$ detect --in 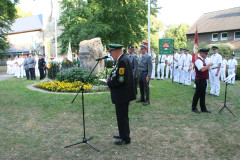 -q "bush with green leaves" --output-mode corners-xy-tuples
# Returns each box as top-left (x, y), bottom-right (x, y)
(97, 68), (113, 79)
(48, 63), (60, 79)
(56, 67), (97, 83)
